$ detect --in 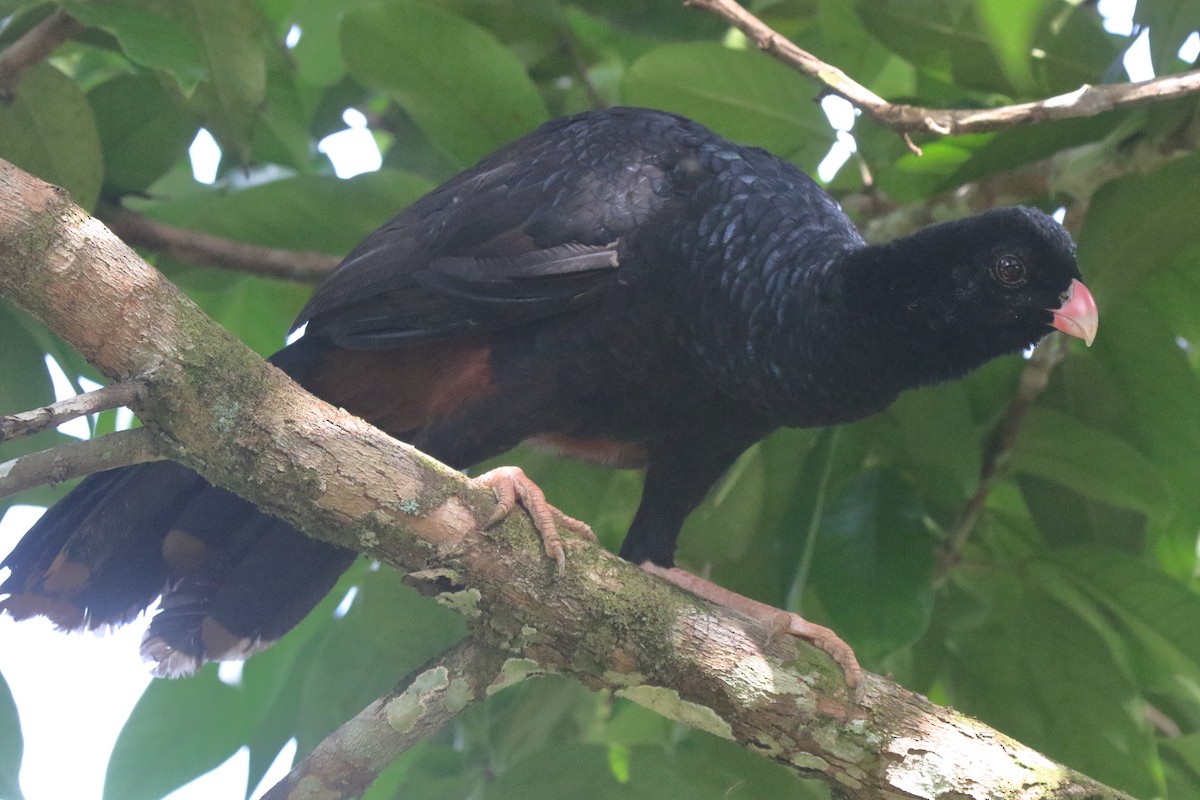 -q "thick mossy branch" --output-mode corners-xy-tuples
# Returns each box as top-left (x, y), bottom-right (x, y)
(0, 160), (1130, 800)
